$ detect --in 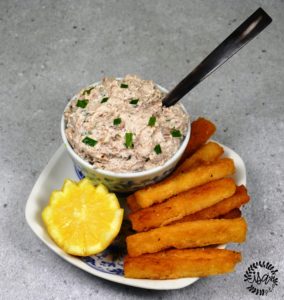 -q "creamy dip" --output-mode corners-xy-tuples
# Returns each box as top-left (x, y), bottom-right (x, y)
(64, 75), (189, 172)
